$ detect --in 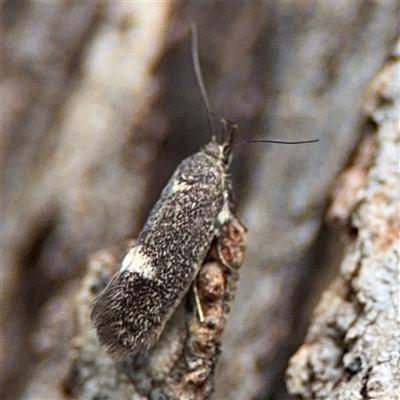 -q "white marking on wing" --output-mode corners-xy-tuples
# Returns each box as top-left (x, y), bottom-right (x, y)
(171, 180), (190, 193)
(120, 245), (156, 279)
